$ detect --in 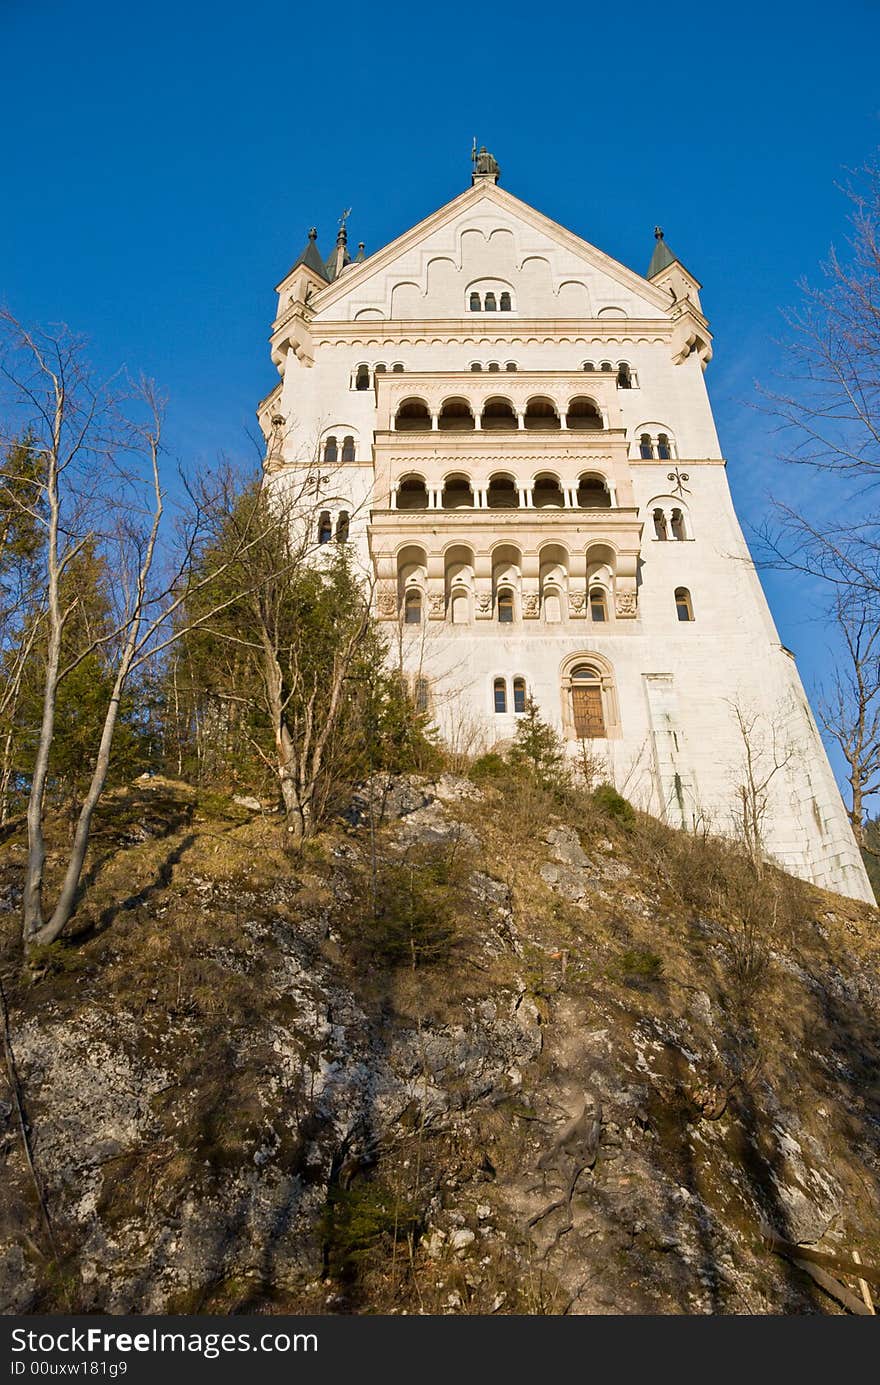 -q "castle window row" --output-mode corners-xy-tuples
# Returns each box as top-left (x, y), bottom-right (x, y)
(393, 395), (604, 432)
(322, 434), (356, 464)
(392, 470), (614, 510)
(652, 504), (689, 540)
(353, 363), (405, 389)
(639, 431), (674, 459)
(469, 361), (518, 372)
(317, 509), (350, 544)
(493, 676), (527, 714)
(351, 360), (636, 388)
(582, 361), (637, 389)
(400, 586), (613, 626)
(469, 290), (513, 312)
